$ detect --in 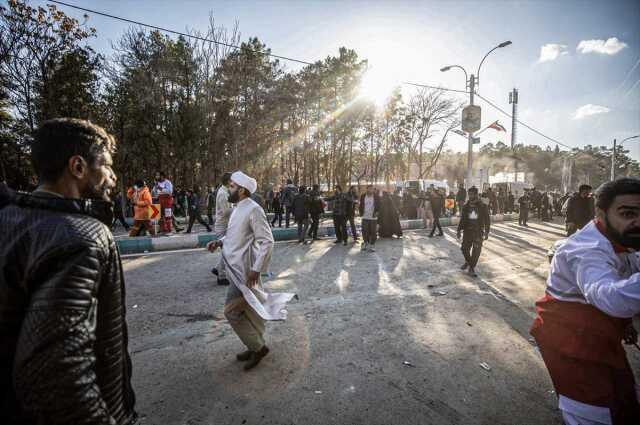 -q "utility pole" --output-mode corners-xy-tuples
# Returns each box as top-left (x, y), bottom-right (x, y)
(509, 88), (518, 182)
(467, 73), (475, 187)
(611, 138), (616, 181)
